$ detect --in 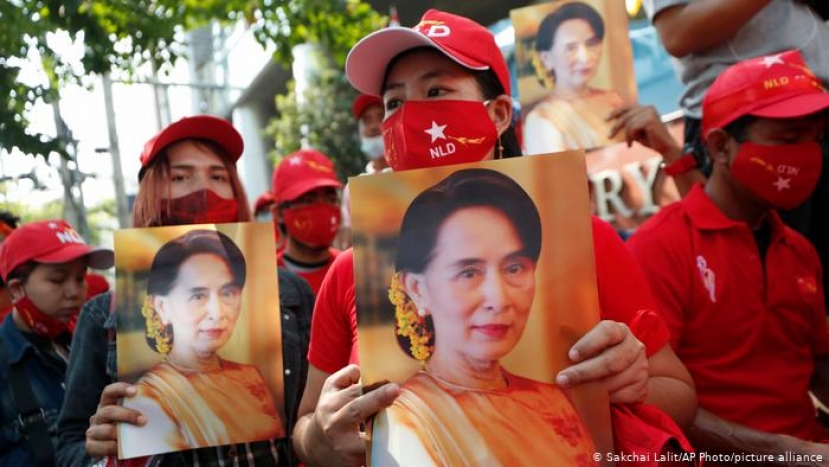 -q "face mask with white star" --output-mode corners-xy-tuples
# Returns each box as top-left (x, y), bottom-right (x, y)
(380, 100), (498, 171)
(729, 141), (822, 209)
